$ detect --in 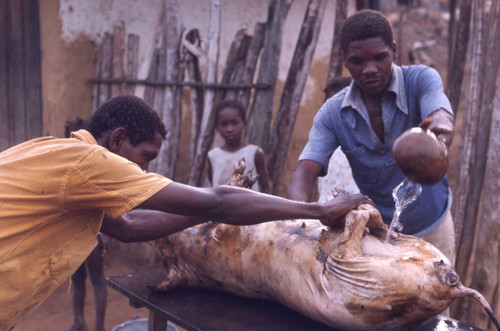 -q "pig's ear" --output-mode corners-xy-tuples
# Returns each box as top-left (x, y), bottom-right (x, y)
(108, 127), (127, 152)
